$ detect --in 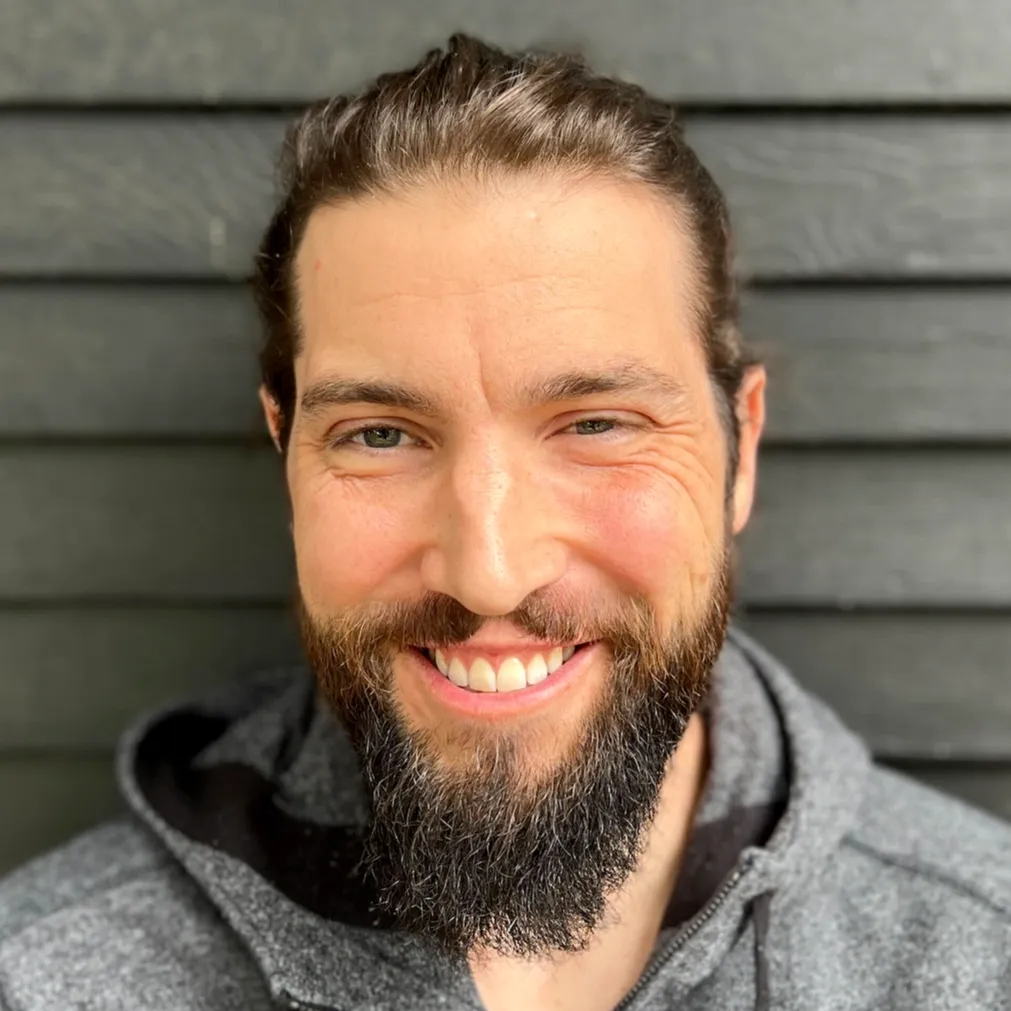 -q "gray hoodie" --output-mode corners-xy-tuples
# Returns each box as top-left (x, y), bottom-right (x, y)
(1, 626), (1010, 1010)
